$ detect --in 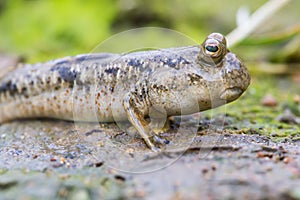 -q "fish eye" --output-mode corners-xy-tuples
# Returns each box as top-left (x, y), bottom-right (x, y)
(205, 44), (219, 53)
(197, 33), (227, 67)
(204, 41), (221, 57)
